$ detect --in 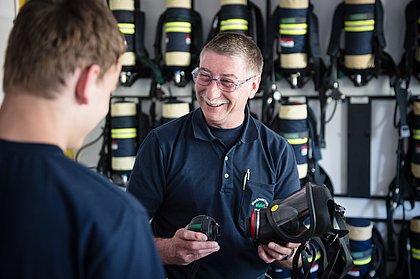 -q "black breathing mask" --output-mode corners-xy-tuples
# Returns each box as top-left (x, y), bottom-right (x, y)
(245, 182), (336, 245)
